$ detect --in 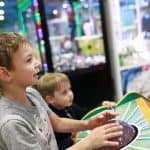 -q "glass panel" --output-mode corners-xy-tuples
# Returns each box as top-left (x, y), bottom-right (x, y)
(22, 8), (41, 61)
(119, 0), (150, 96)
(17, 0), (48, 72)
(43, 0), (106, 72)
(119, 0), (150, 67)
